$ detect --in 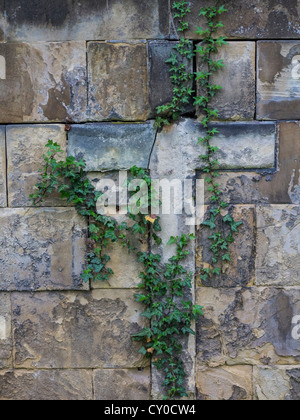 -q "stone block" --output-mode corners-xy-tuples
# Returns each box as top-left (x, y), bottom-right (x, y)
(0, 127), (6, 207)
(257, 41), (300, 120)
(196, 287), (300, 367)
(5, 0), (169, 42)
(0, 294), (12, 368)
(196, 206), (256, 288)
(68, 122), (157, 171)
(196, 42), (255, 120)
(7, 125), (67, 207)
(256, 205), (300, 286)
(0, 369), (93, 400)
(12, 290), (148, 369)
(88, 42), (149, 121)
(196, 365), (253, 400)
(254, 366), (300, 400)
(148, 40), (194, 116)
(0, 42), (87, 123)
(0, 208), (87, 291)
(181, 0), (300, 40)
(94, 368), (150, 400)
(150, 119), (276, 178)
